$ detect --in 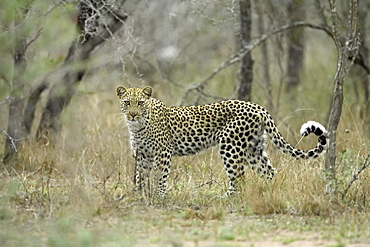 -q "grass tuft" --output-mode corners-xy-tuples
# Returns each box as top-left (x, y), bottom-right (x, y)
(0, 69), (369, 246)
